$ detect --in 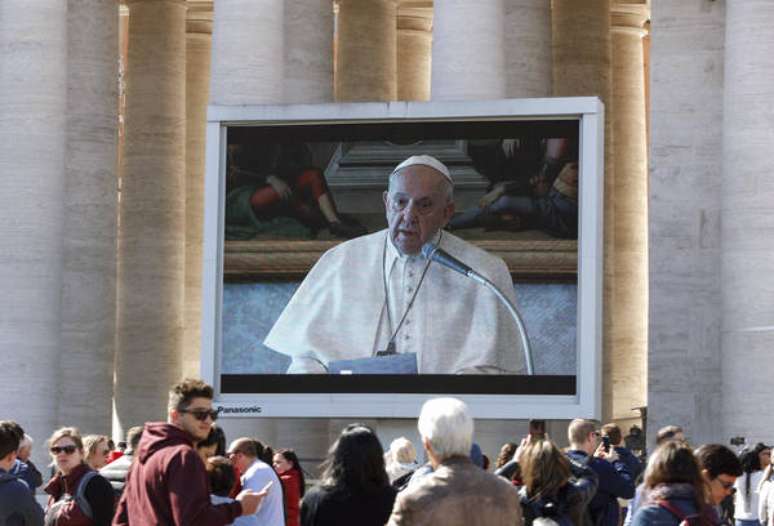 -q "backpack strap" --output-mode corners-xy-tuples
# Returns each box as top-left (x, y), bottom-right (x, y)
(657, 500), (687, 520)
(74, 470), (99, 520)
(657, 500), (707, 525)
